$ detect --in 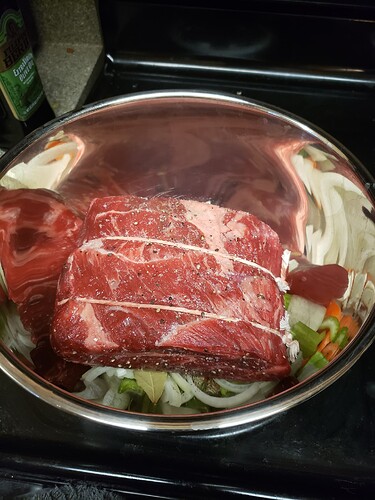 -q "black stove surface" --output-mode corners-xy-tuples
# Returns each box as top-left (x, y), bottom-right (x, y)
(1, 1), (375, 498)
